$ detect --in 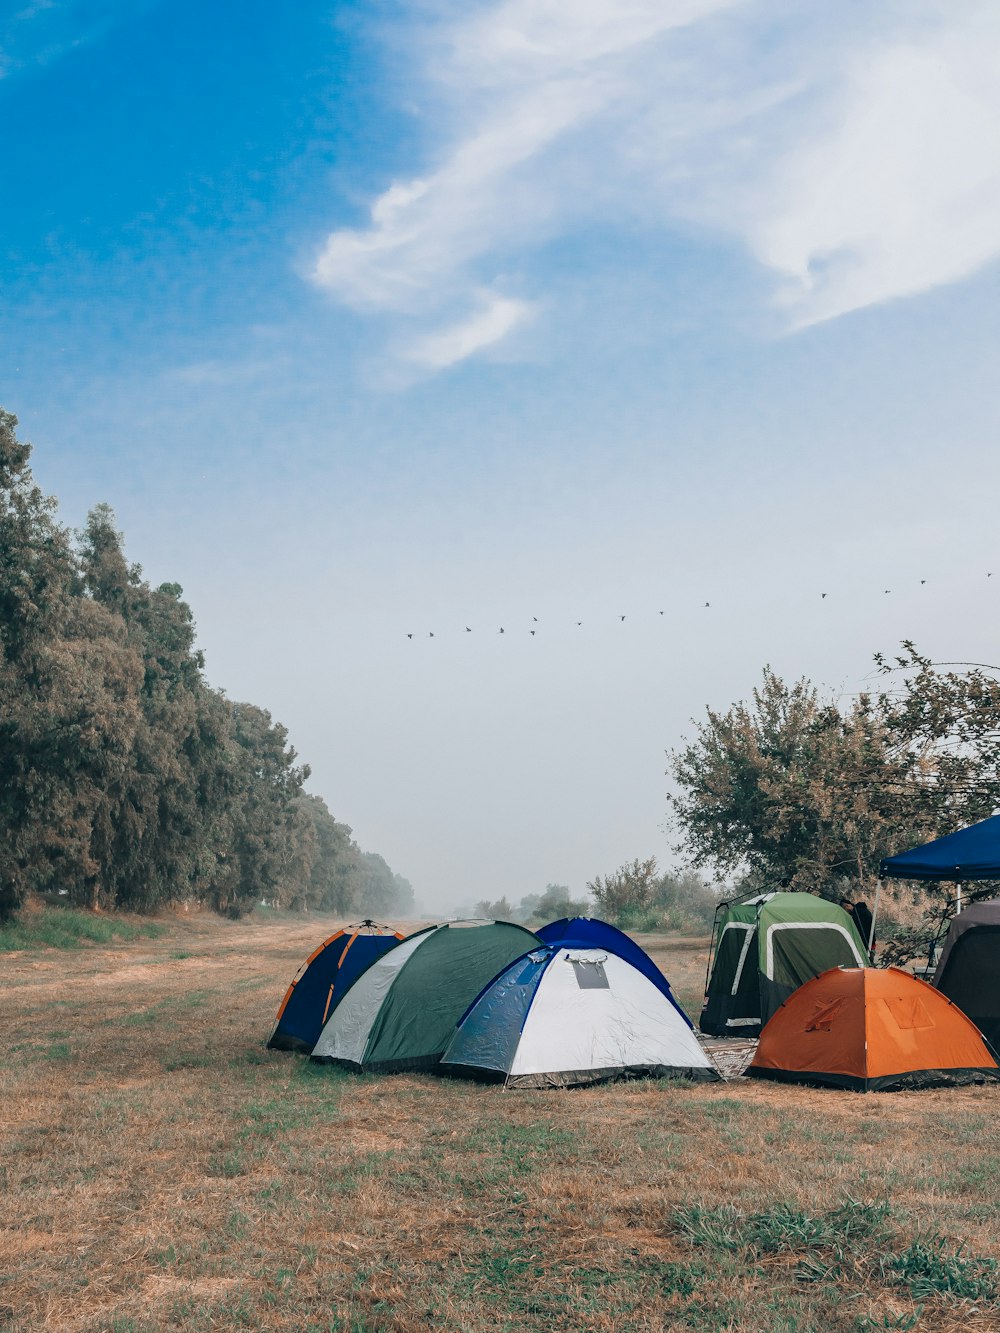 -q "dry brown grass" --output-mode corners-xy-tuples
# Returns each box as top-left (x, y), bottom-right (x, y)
(2, 915), (1000, 1332)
